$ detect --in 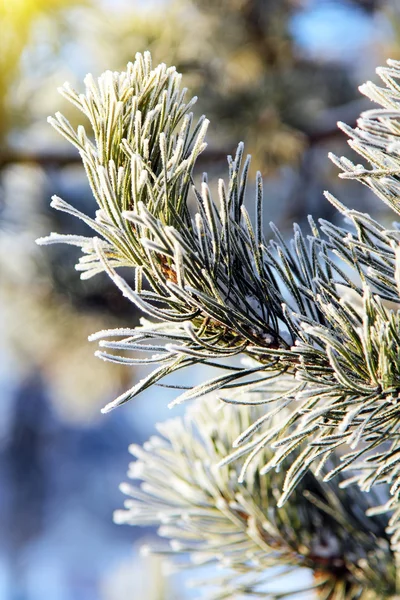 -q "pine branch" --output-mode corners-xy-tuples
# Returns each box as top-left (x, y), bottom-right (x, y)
(115, 396), (395, 599)
(38, 53), (400, 554)
(329, 60), (400, 217)
(36, 52), (334, 409)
